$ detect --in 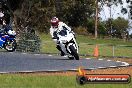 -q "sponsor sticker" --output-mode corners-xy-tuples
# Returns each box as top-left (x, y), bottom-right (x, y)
(76, 67), (131, 85)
